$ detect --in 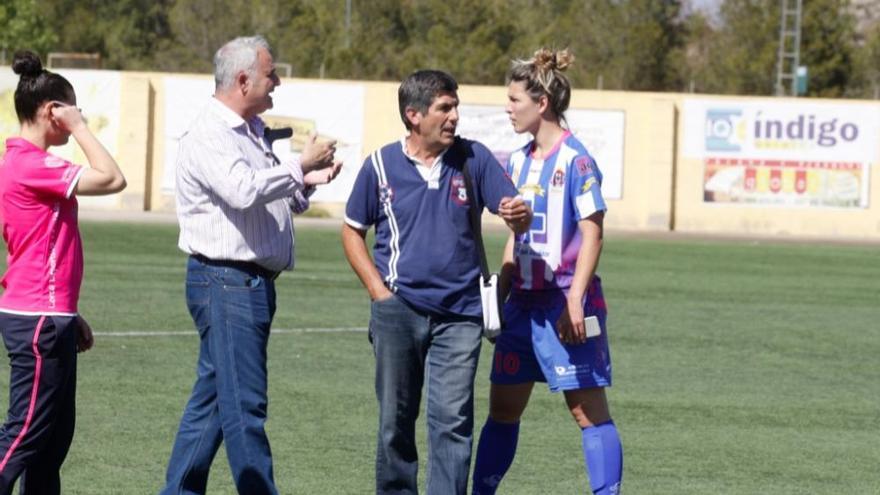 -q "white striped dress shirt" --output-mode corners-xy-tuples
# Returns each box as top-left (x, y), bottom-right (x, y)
(176, 98), (310, 272)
